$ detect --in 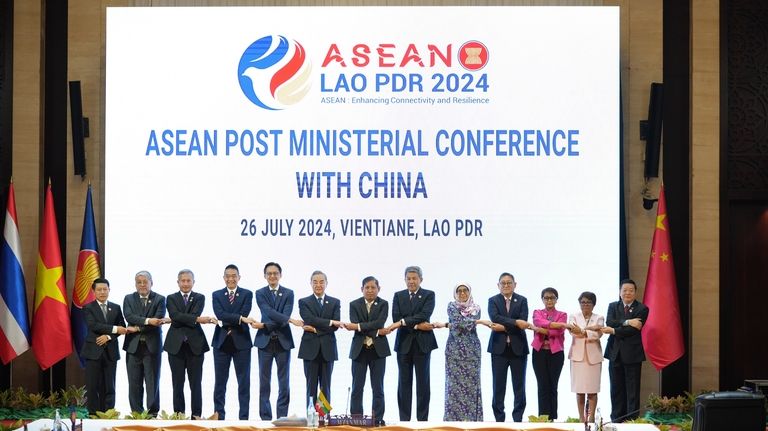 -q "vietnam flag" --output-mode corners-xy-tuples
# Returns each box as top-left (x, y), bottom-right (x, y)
(31, 184), (72, 370)
(641, 185), (685, 370)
